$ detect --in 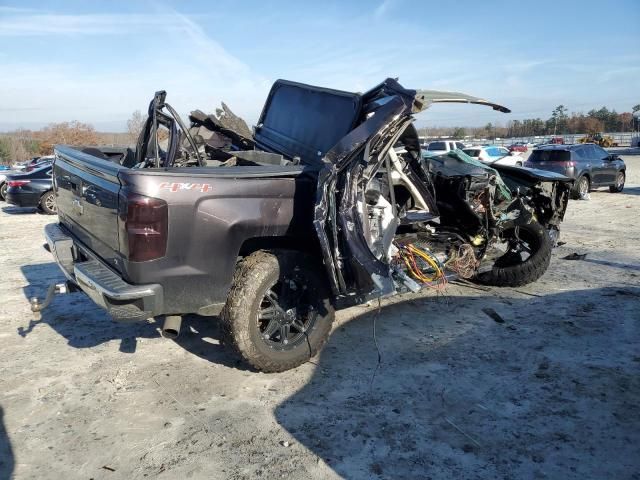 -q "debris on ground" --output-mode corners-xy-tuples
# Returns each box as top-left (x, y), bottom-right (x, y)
(562, 253), (587, 260)
(482, 307), (505, 323)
